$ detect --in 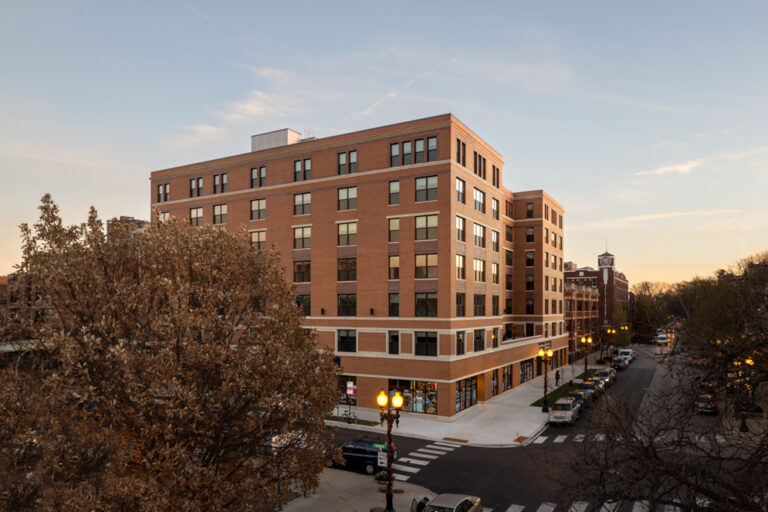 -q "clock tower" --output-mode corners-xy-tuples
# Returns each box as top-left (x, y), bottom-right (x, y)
(598, 252), (614, 268)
